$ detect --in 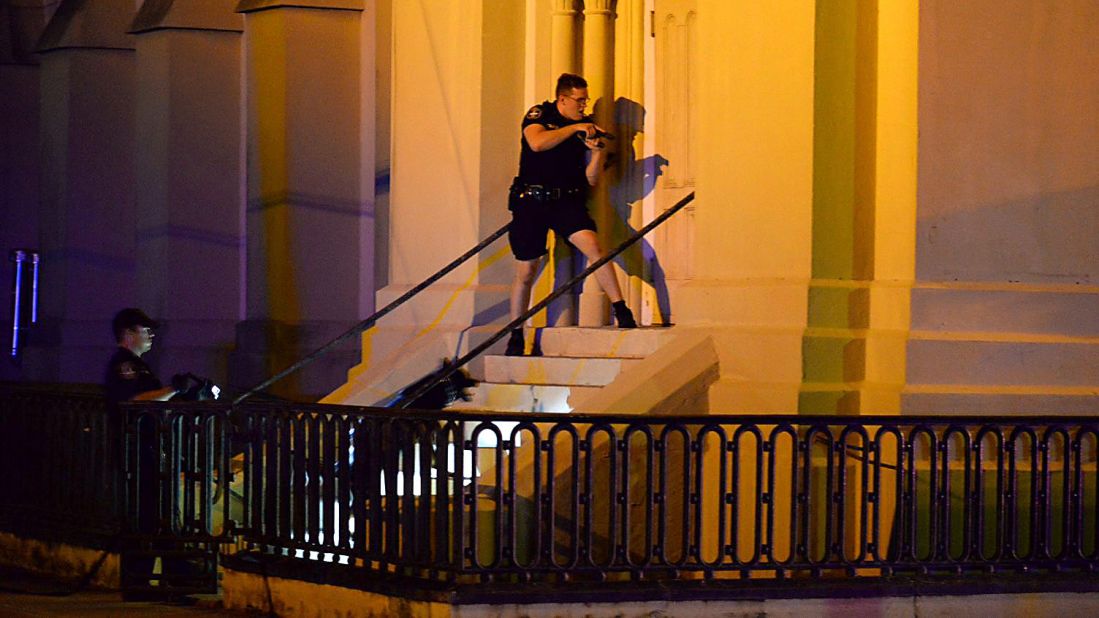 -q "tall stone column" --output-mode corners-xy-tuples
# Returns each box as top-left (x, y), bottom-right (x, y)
(0, 0), (55, 380)
(130, 1), (245, 385)
(579, 0), (616, 326)
(327, 1), (524, 404)
(613, 0), (645, 320)
(550, 0), (581, 75)
(683, 1), (816, 411)
(545, 0), (582, 326)
(31, 0), (137, 381)
(235, 0), (373, 399)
